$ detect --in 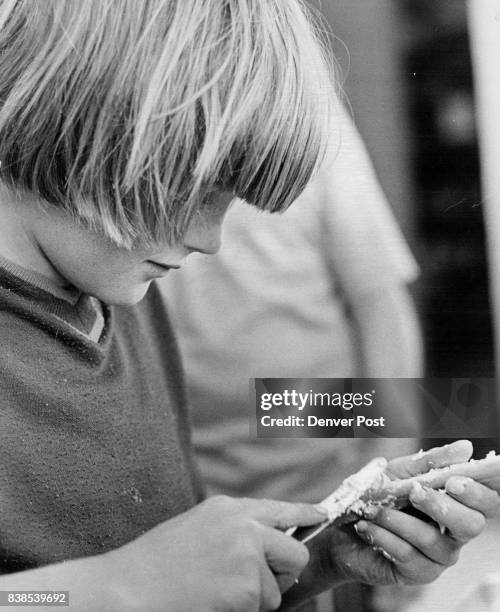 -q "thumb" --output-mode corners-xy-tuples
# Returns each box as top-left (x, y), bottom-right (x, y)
(238, 498), (329, 530)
